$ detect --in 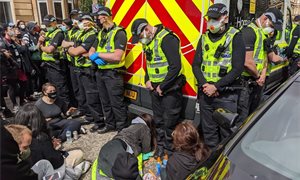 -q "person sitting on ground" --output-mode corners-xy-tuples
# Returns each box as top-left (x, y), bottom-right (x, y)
(35, 82), (82, 142)
(2, 123), (38, 180)
(13, 104), (90, 180)
(164, 120), (211, 180)
(93, 114), (156, 178)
